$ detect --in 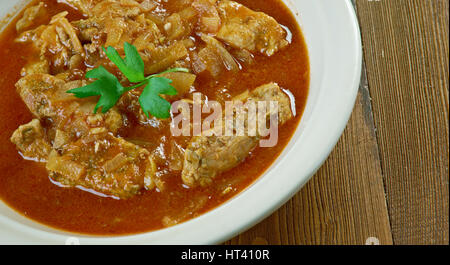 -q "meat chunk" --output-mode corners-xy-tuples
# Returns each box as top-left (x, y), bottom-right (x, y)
(72, 12), (167, 70)
(216, 0), (289, 56)
(16, 2), (48, 33)
(17, 12), (84, 75)
(46, 129), (156, 198)
(247, 82), (293, 125)
(79, 1), (163, 59)
(10, 119), (52, 162)
(16, 74), (68, 118)
(61, 100), (125, 139)
(21, 60), (50, 76)
(183, 134), (259, 186)
(16, 74), (125, 139)
(182, 83), (293, 186)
